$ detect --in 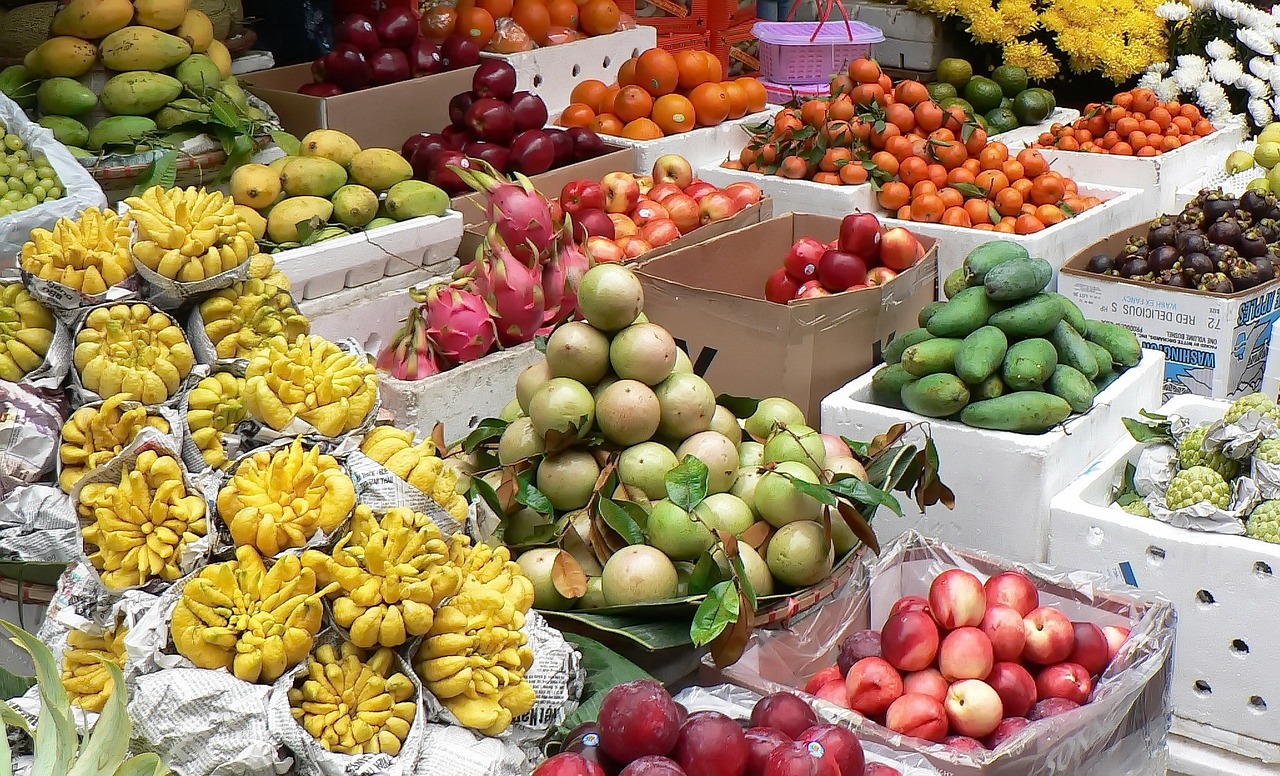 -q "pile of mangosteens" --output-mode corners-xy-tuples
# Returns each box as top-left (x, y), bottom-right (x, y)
(1084, 188), (1280, 293)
